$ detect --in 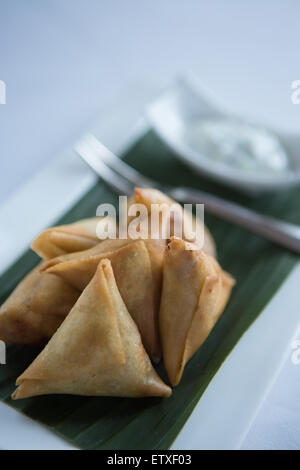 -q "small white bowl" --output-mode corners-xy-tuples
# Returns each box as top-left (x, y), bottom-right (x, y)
(146, 75), (300, 193)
